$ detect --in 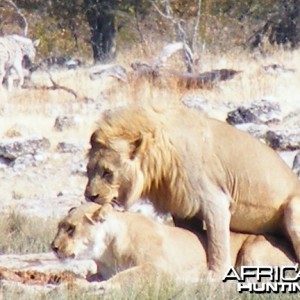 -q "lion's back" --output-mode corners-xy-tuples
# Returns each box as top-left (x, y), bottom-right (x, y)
(160, 106), (300, 232)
